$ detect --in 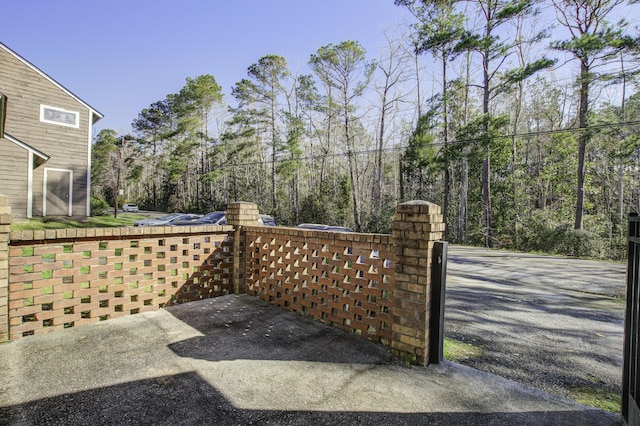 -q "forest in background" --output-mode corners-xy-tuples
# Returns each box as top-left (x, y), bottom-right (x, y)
(91, 0), (640, 260)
